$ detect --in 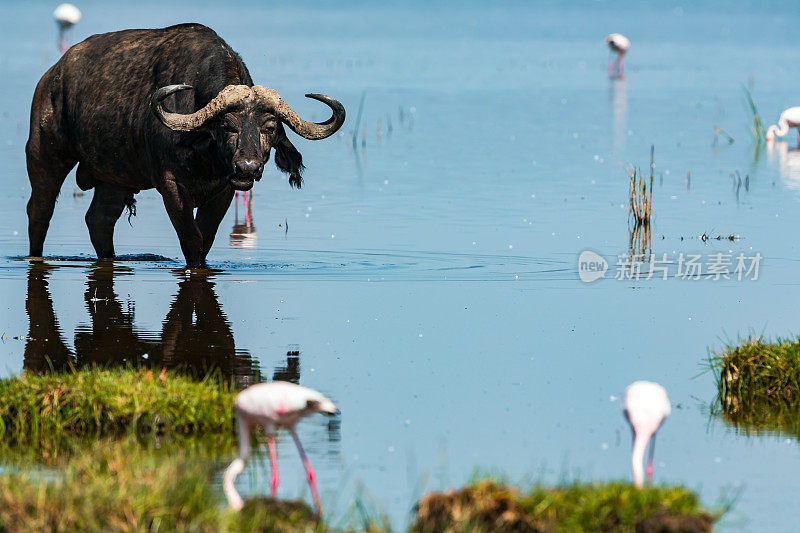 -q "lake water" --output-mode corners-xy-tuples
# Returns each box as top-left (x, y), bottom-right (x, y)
(1, 1), (800, 529)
